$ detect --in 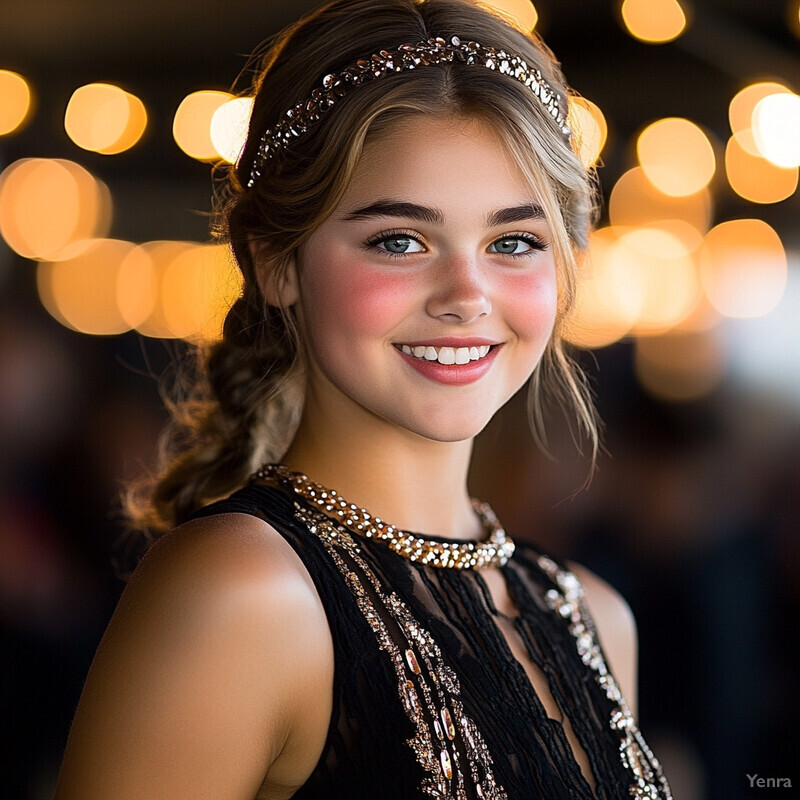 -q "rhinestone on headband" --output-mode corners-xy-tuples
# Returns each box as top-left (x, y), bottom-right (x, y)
(246, 35), (571, 188)
(254, 463), (516, 569)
